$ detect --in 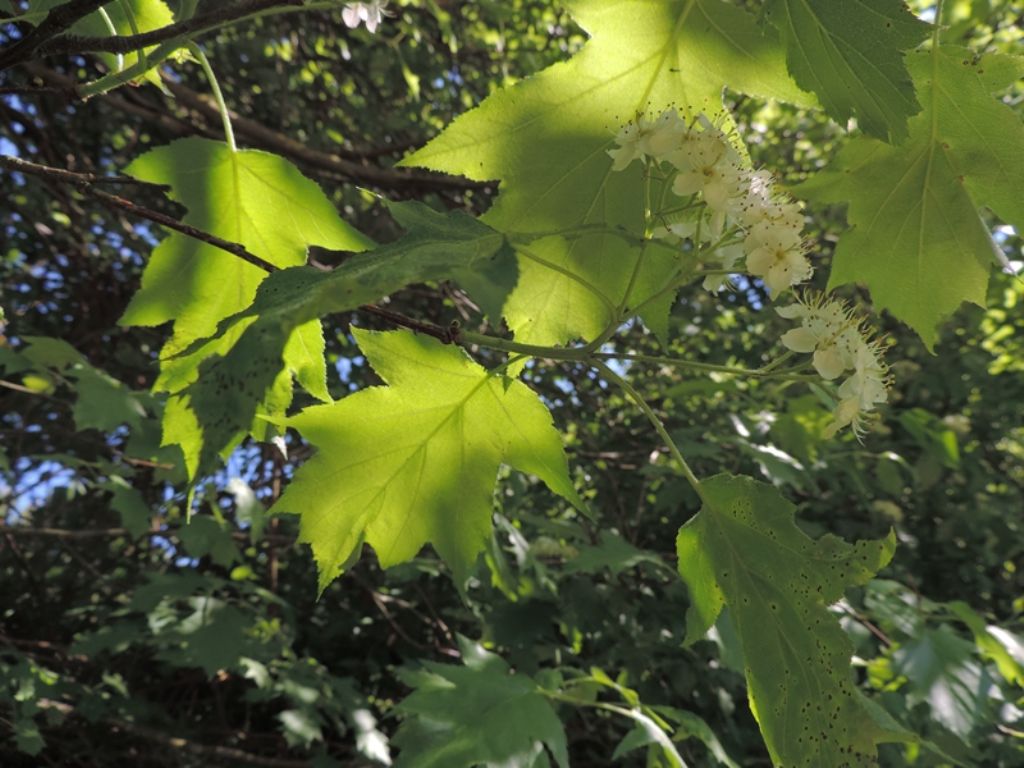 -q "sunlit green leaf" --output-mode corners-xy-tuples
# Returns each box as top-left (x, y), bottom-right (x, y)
(121, 137), (370, 348)
(403, 0), (807, 347)
(272, 328), (581, 590)
(159, 200), (514, 479)
(119, 138), (370, 477)
(799, 47), (1024, 347)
